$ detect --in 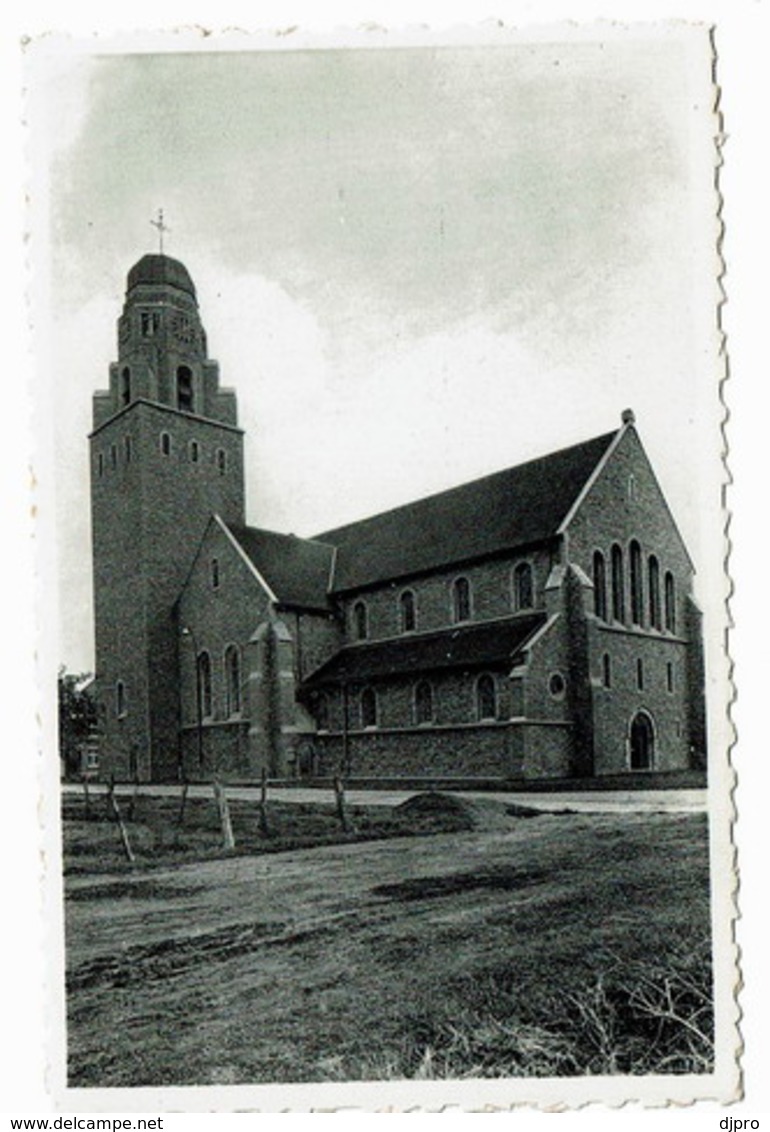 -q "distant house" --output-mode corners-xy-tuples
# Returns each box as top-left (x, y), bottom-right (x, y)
(89, 254), (706, 783)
